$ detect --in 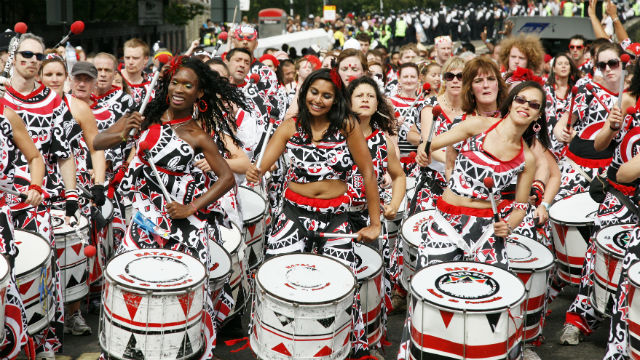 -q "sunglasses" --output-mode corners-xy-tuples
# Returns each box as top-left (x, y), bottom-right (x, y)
(569, 45), (584, 50)
(17, 51), (44, 61)
(596, 59), (620, 71)
(443, 72), (463, 81)
(234, 33), (257, 41)
(513, 95), (541, 110)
